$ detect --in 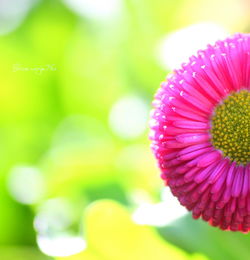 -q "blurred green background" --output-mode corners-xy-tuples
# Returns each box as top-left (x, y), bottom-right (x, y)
(0, 0), (249, 259)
